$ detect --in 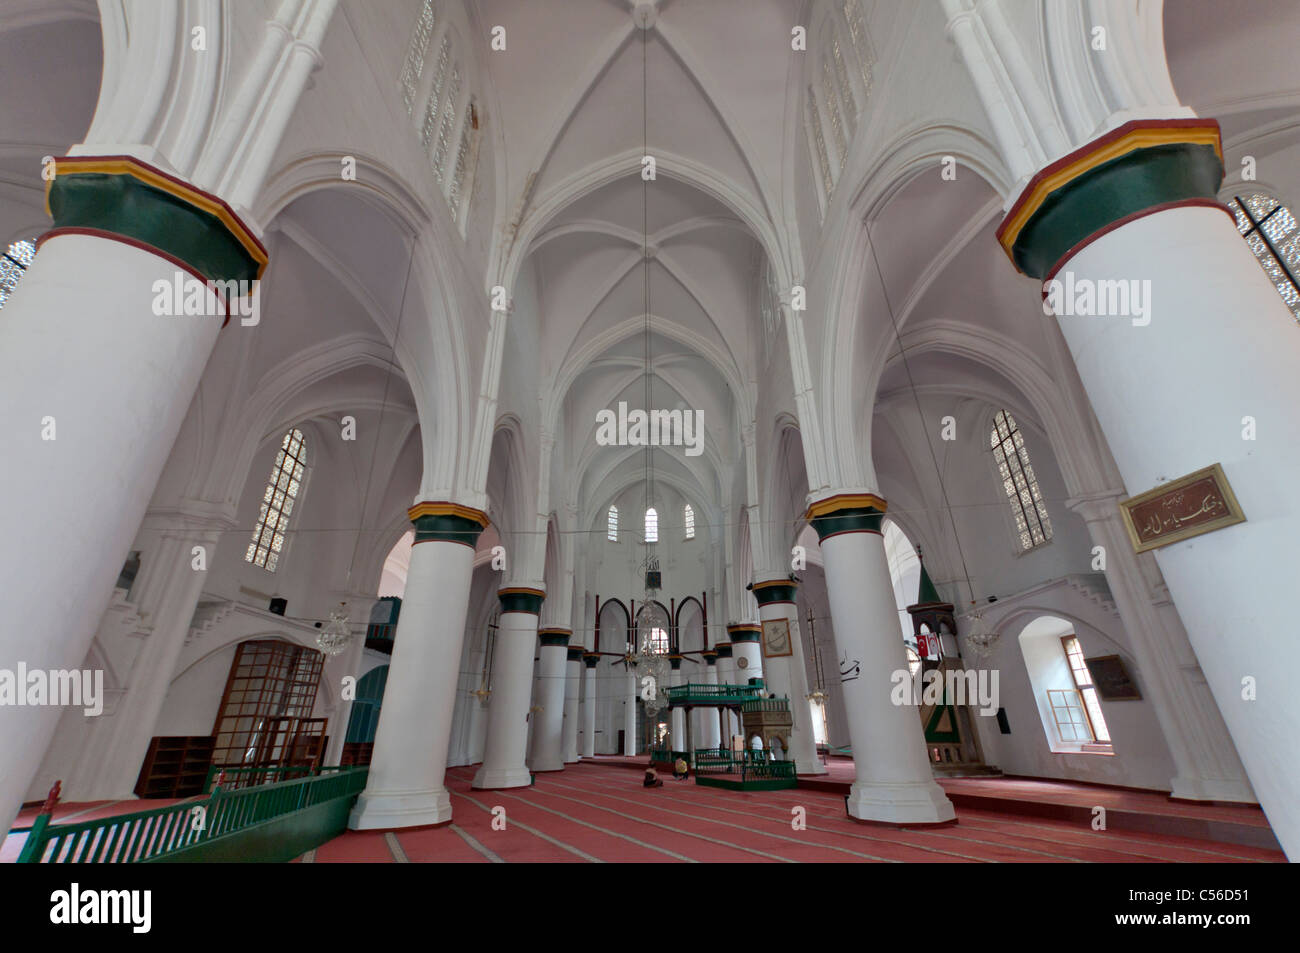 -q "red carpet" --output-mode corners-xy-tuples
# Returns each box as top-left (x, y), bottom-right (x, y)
(303, 761), (1285, 863)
